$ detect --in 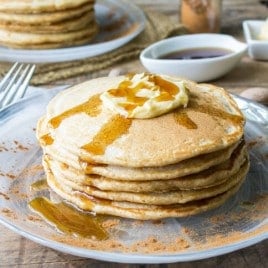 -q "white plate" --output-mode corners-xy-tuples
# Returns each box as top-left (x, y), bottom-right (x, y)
(243, 20), (268, 60)
(0, 0), (145, 63)
(0, 90), (267, 264)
